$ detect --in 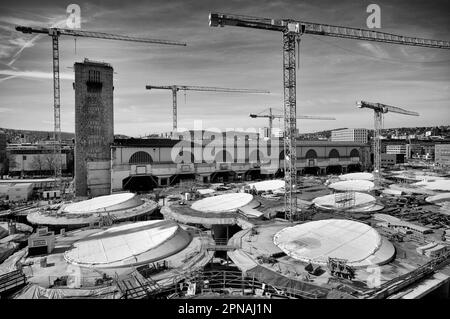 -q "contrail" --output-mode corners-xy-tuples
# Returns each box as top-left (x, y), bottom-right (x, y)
(7, 18), (67, 67)
(1, 18), (67, 82)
